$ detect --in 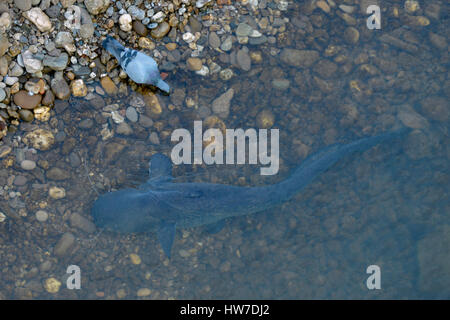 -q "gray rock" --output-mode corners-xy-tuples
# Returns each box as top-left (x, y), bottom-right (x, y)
(0, 88), (5, 102)
(79, 118), (94, 129)
(237, 49), (251, 71)
(236, 23), (253, 37)
(14, 0), (32, 11)
(125, 106), (138, 122)
(208, 32), (221, 49)
(79, 24), (95, 39)
(69, 152), (81, 167)
(51, 77), (70, 100)
(116, 122), (133, 135)
(212, 88), (234, 119)
(149, 132), (160, 144)
(46, 167), (70, 180)
(84, 0), (110, 15)
(54, 232), (75, 257)
(138, 114), (153, 128)
(272, 78), (290, 90)
(249, 35), (267, 45)
(20, 159), (36, 170)
(280, 49), (319, 68)
(70, 213), (96, 233)
(13, 175), (28, 186)
(43, 53), (68, 71)
(220, 36), (233, 51)
(9, 64), (24, 77)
